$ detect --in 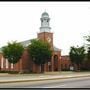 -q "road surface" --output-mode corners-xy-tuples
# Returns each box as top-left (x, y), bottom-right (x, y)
(0, 76), (90, 88)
